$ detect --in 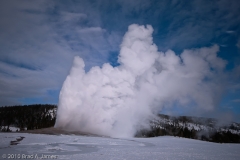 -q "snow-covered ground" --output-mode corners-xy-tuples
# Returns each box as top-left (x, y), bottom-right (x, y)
(1, 126), (19, 132)
(0, 133), (239, 160)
